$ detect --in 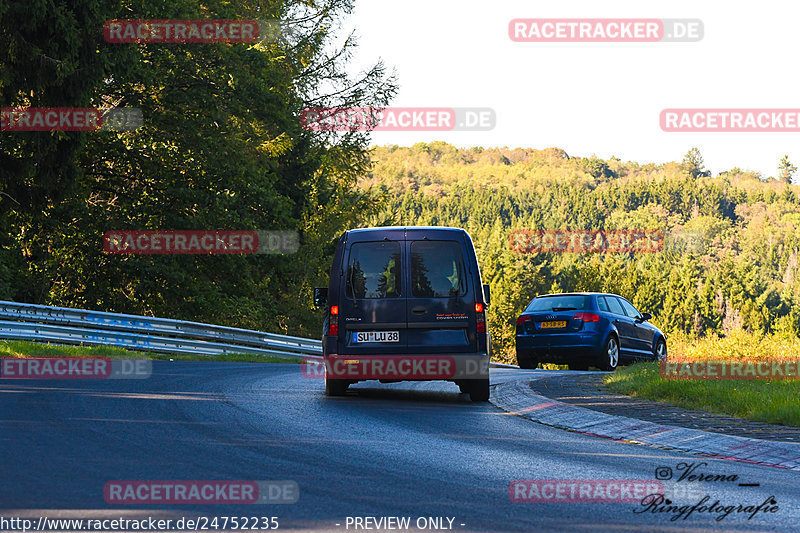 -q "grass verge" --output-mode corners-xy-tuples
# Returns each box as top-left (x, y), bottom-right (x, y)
(0, 340), (302, 364)
(604, 331), (800, 427)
